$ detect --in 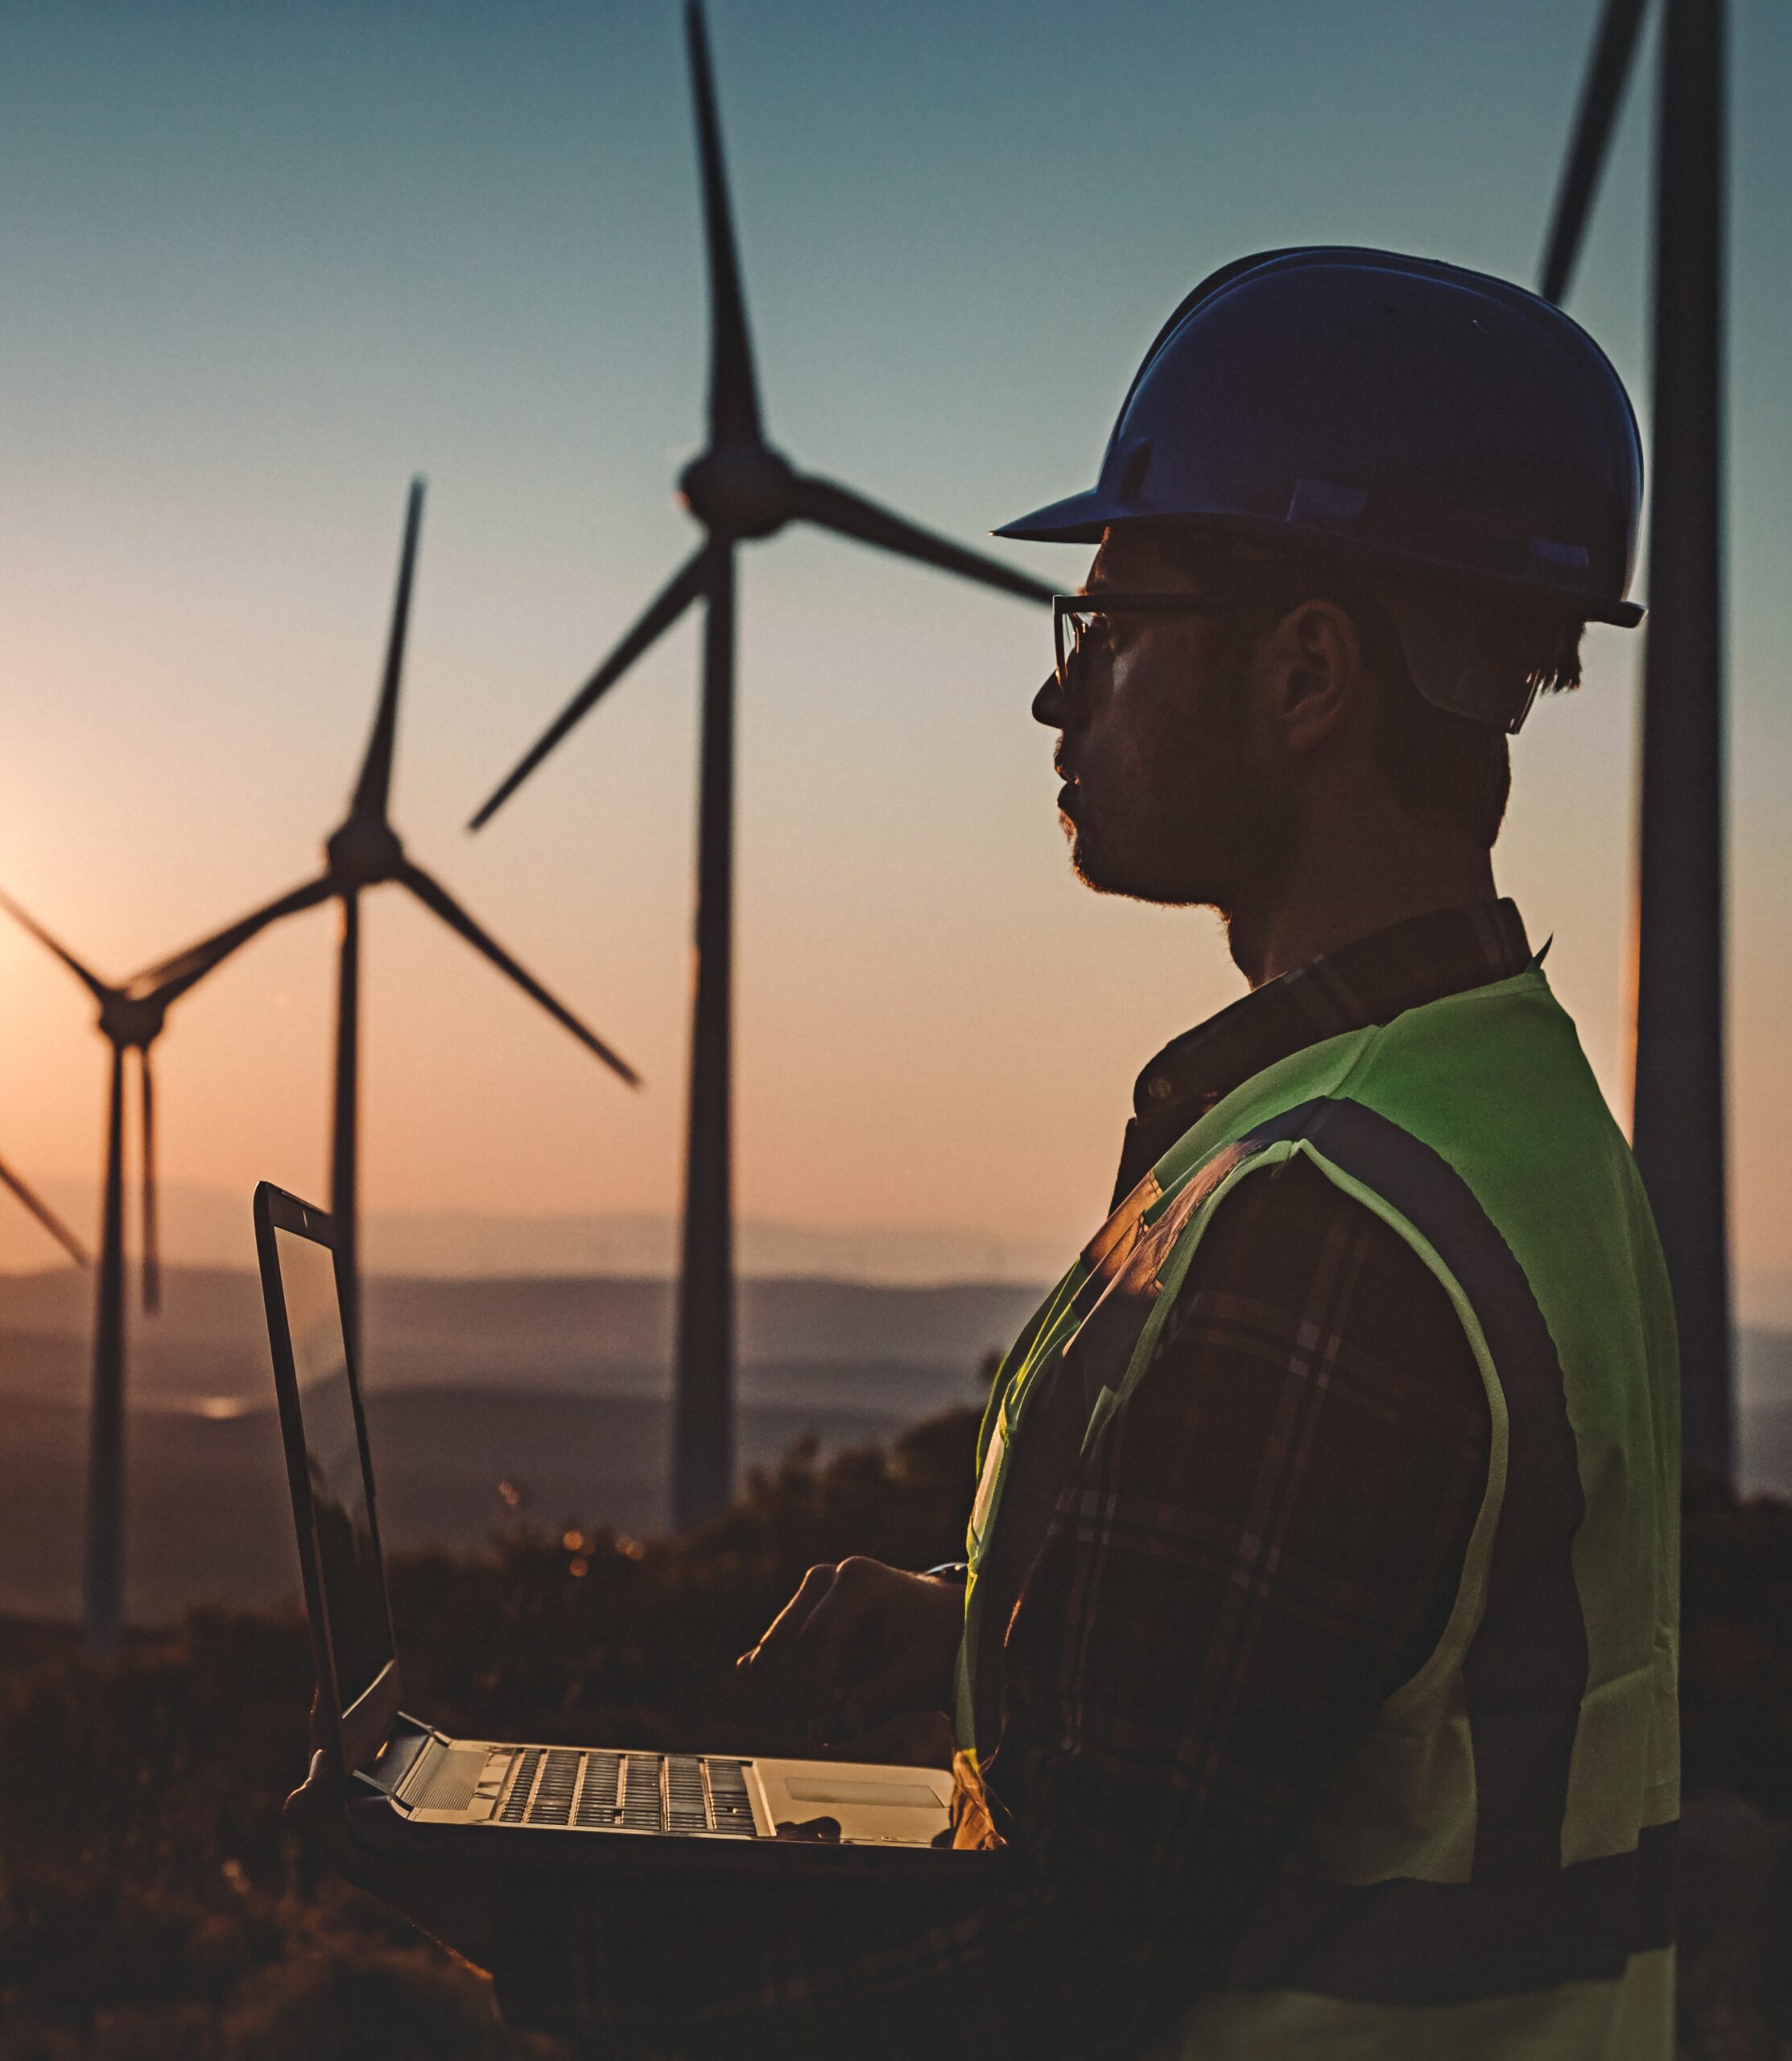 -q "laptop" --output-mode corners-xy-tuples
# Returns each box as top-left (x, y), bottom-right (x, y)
(254, 1180), (980, 1877)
